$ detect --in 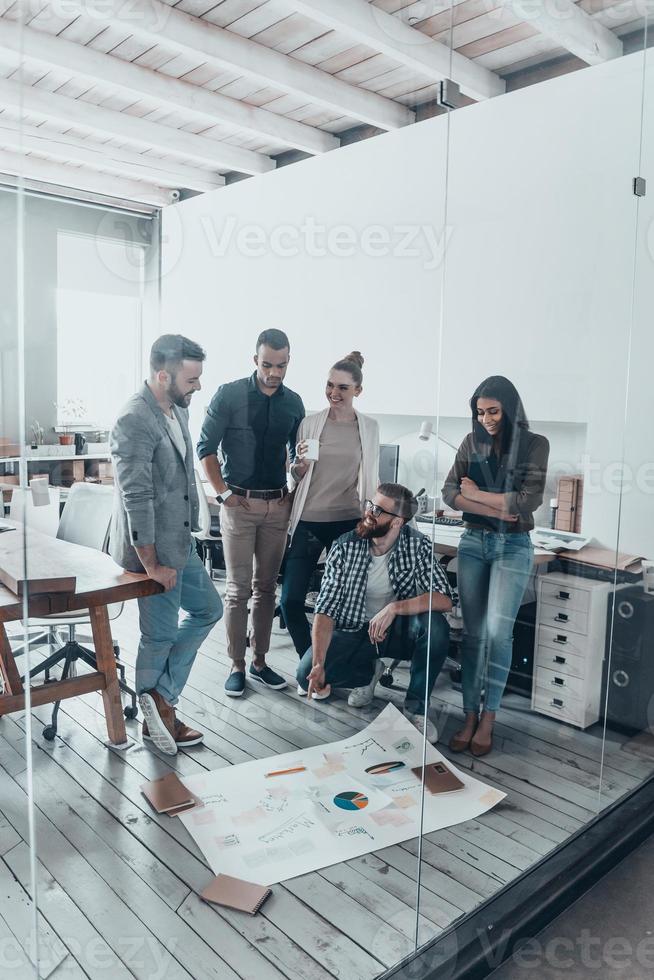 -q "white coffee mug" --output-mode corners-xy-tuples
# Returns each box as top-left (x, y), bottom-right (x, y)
(304, 438), (320, 461)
